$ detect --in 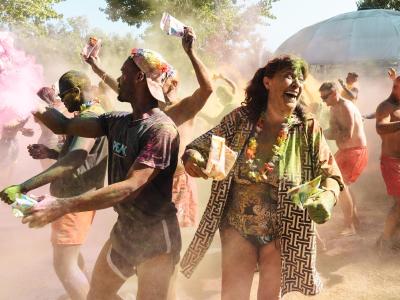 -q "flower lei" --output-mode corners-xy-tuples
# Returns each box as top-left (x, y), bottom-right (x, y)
(244, 114), (295, 183)
(79, 99), (101, 112)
